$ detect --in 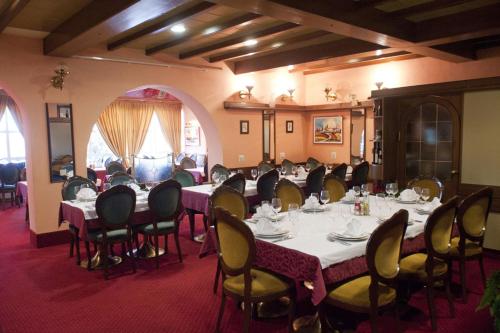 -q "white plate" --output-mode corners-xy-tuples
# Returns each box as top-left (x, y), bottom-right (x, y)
(329, 231), (370, 241)
(397, 198), (418, 204)
(415, 208), (432, 215)
(255, 229), (289, 238)
(341, 198), (356, 204)
(302, 205), (329, 213)
(250, 212), (287, 222)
